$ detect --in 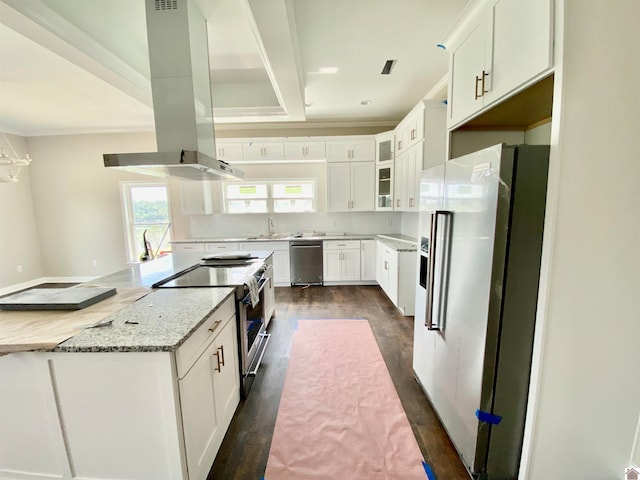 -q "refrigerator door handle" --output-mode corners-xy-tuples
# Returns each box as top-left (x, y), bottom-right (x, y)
(426, 210), (452, 331)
